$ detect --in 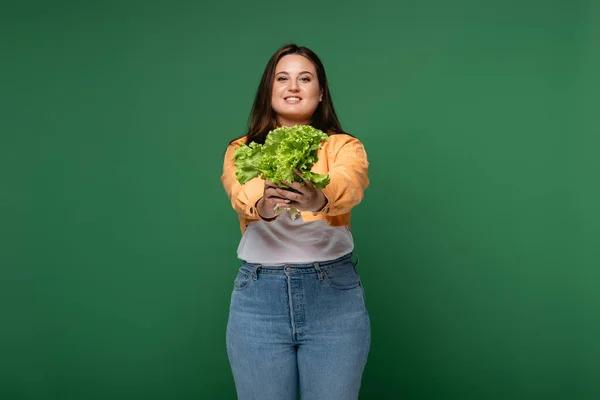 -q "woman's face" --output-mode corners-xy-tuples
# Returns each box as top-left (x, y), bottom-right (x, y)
(271, 54), (323, 127)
